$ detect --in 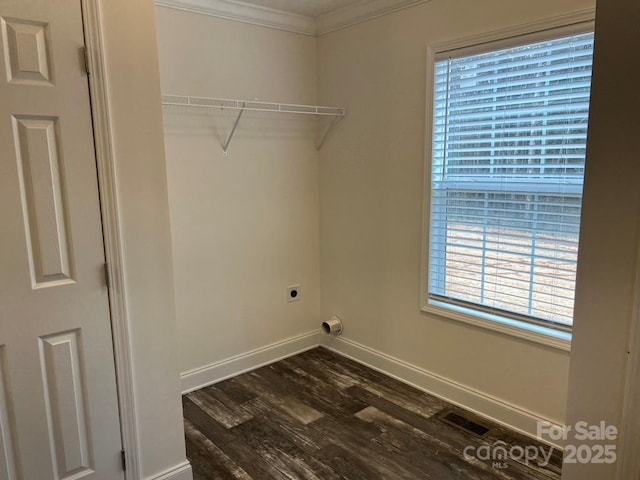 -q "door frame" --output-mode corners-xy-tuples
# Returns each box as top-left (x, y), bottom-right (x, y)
(80, 1), (140, 478)
(617, 237), (640, 479)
